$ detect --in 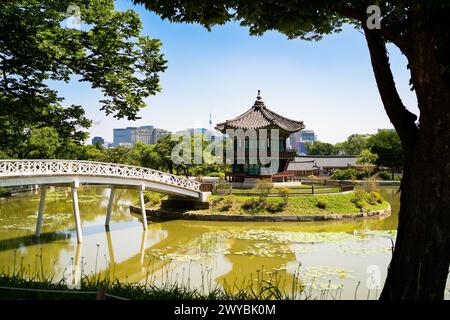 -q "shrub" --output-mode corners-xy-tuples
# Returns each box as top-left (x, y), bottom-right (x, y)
(143, 192), (162, 207)
(376, 170), (391, 180)
(215, 181), (231, 195)
(208, 172), (225, 178)
(331, 168), (358, 180)
(369, 191), (383, 204)
(255, 179), (273, 197)
(361, 175), (379, 193)
(219, 196), (235, 211)
(355, 200), (366, 211)
(316, 199), (328, 209)
(351, 189), (368, 204)
(241, 197), (267, 213)
(210, 196), (225, 208)
(279, 187), (291, 204)
(266, 201), (287, 213)
(0, 187), (10, 197)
